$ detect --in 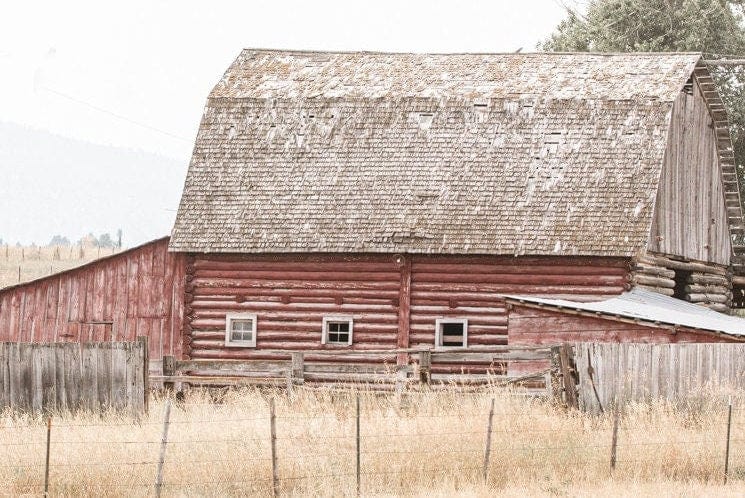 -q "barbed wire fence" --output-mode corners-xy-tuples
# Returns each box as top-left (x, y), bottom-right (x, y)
(0, 393), (742, 496)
